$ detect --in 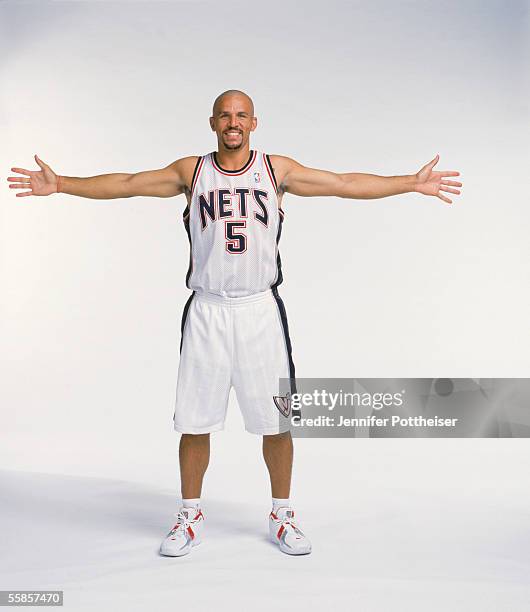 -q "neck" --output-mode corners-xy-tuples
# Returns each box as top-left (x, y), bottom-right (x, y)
(215, 145), (252, 170)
